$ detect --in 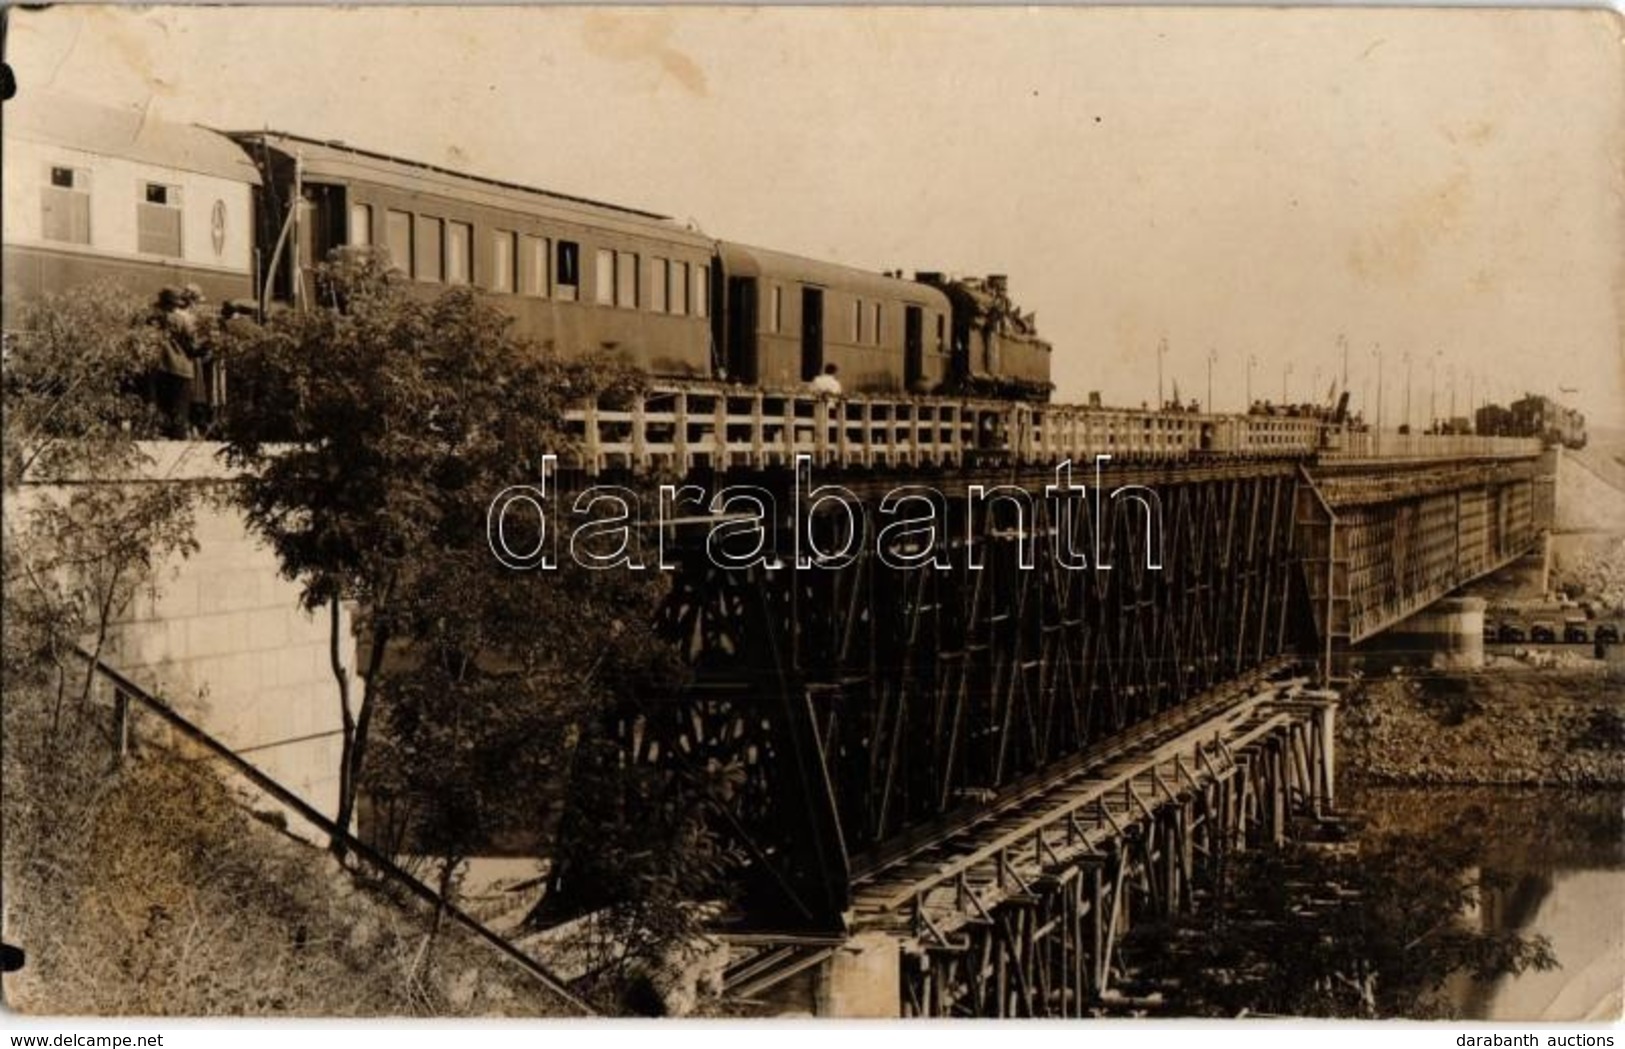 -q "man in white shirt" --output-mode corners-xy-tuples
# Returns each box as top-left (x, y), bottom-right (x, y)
(809, 363), (842, 396)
